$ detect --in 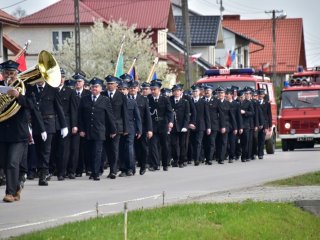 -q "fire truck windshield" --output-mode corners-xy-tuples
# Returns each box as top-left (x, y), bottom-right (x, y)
(281, 90), (320, 109)
(204, 81), (256, 90)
